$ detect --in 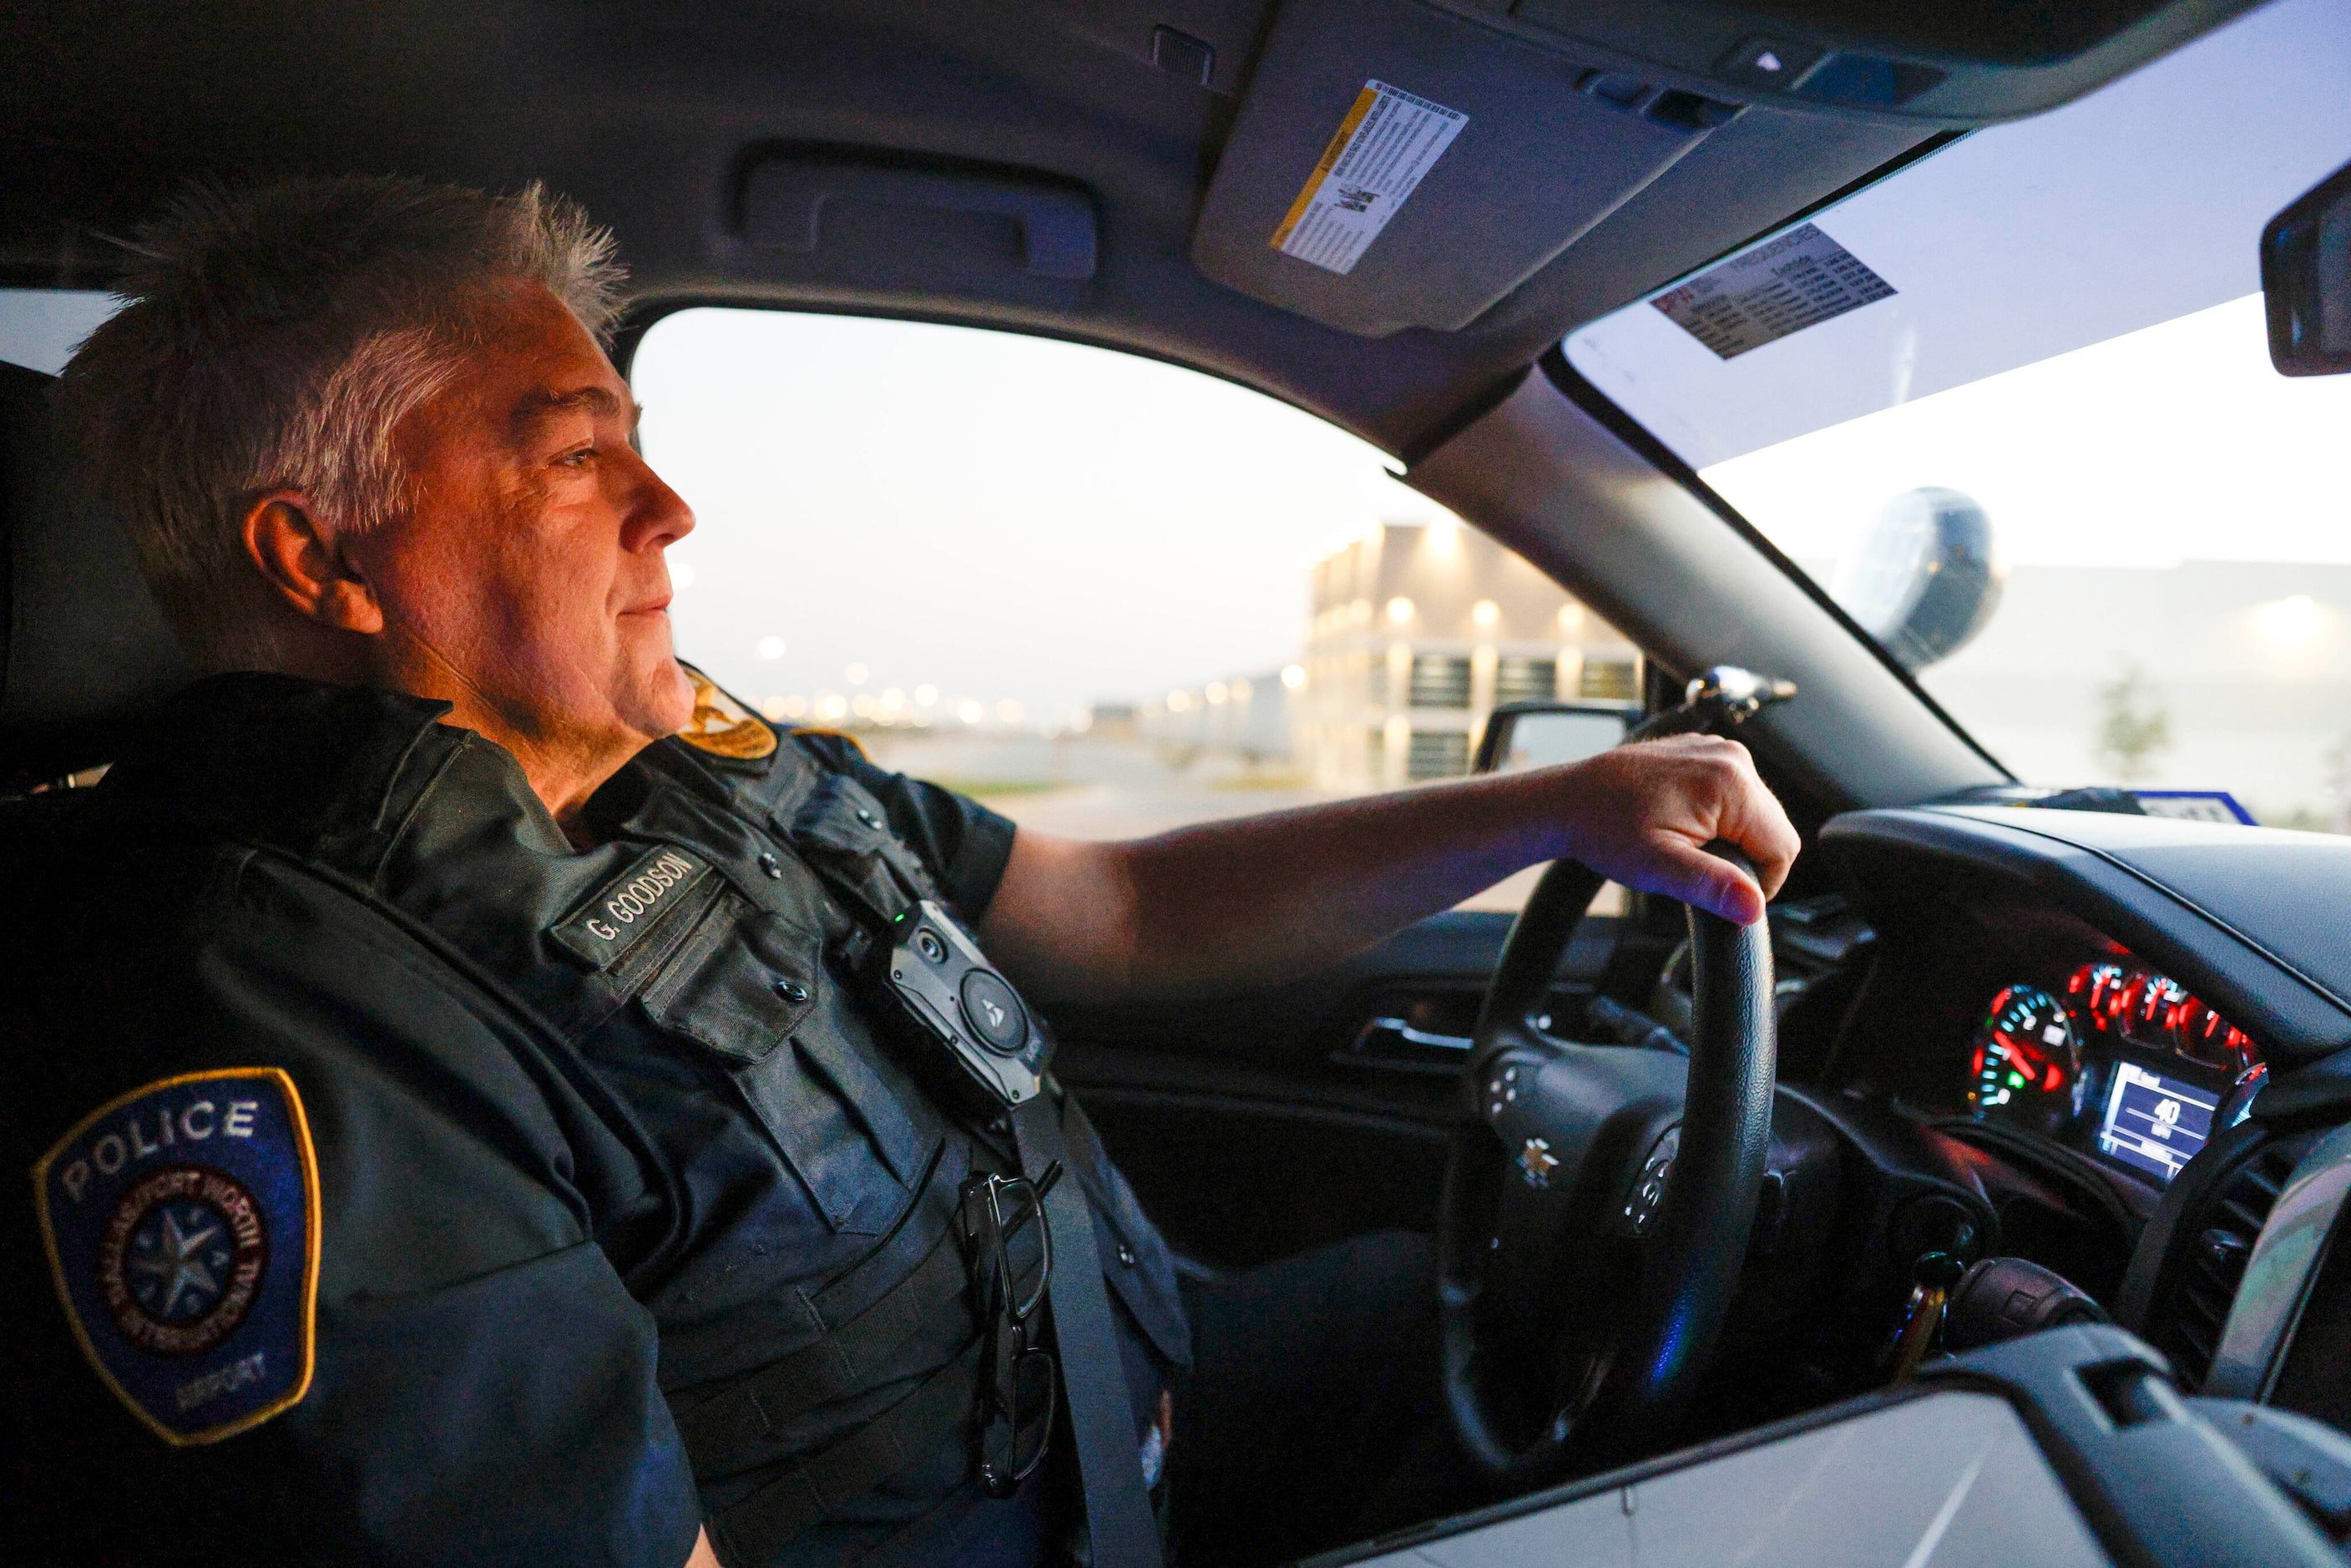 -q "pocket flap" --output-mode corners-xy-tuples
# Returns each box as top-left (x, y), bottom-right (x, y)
(641, 893), (821, 1066)
(640, 893), (926, 1233)
(788, 774), (898, 858)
